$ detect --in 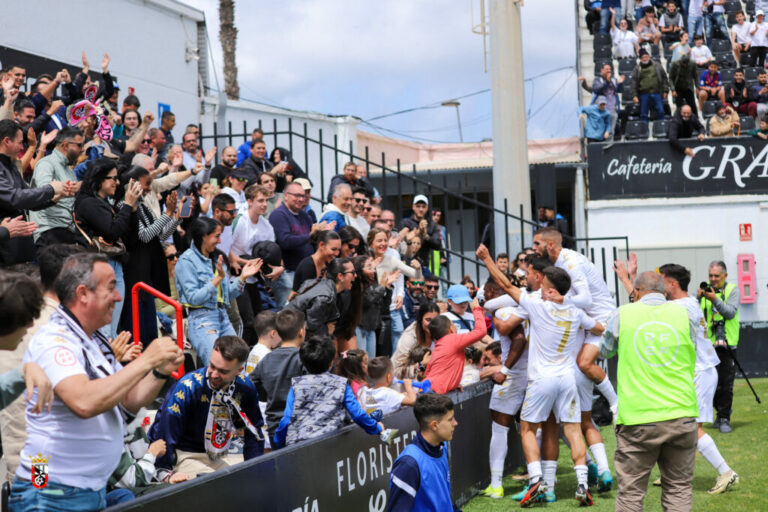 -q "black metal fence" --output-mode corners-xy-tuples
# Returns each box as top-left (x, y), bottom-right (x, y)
(198, 118), (629, 302)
